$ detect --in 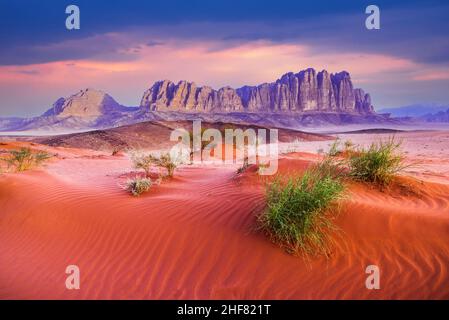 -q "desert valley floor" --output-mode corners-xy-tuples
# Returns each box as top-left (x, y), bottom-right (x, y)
(1, 129), (449, 299)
